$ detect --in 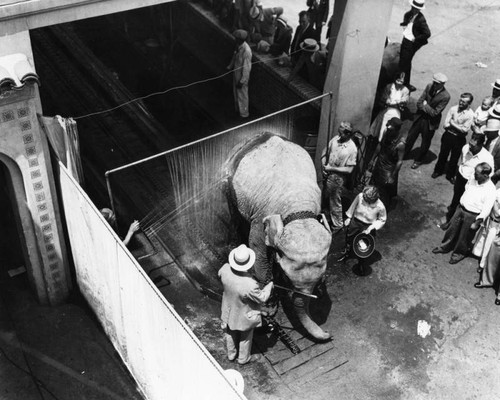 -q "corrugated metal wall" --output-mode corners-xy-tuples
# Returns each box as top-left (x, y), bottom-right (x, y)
(58, 163), (245, 400)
